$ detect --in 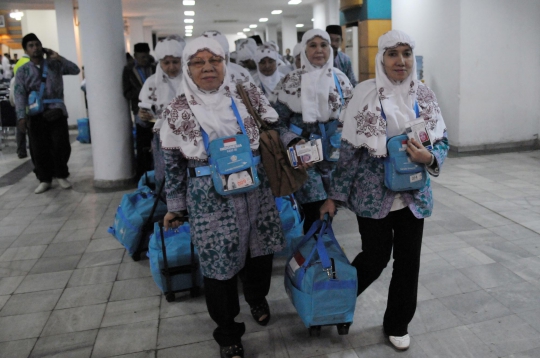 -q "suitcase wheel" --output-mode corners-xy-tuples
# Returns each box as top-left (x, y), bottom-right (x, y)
(165, 292), (175, 302)
(131, 252), (141, 262)
(336, 323), (351, 335)
(308, 326), (321, 337)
